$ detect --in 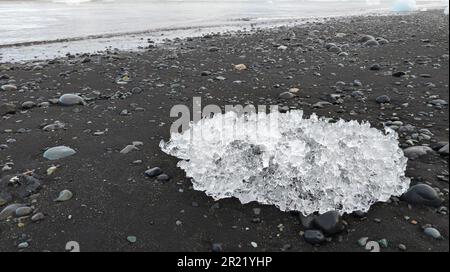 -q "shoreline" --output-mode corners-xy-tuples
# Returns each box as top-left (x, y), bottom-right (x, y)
(0, 10), (448, 252)
(1, 7), (448, 64)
